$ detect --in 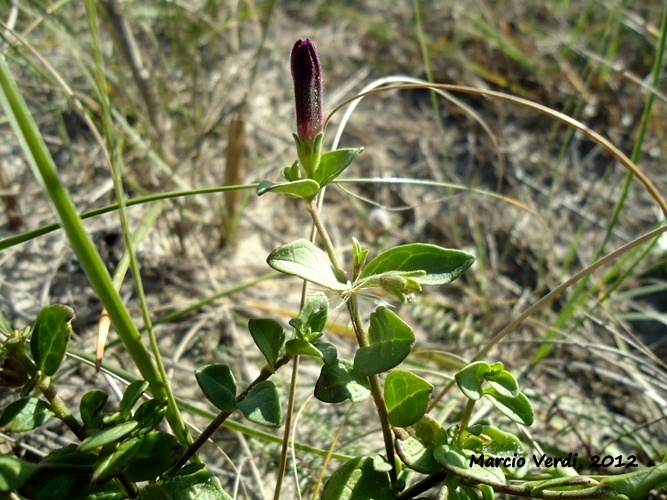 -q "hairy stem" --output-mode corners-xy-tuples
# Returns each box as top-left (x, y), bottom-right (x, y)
(304, 197), (398, 485)
(38, 375), (85, 440)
